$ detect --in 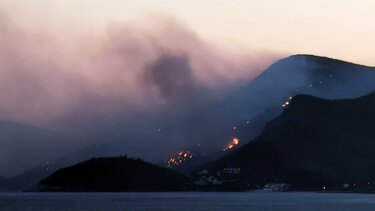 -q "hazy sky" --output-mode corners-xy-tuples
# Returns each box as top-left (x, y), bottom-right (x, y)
(2, 0), (375, 66)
